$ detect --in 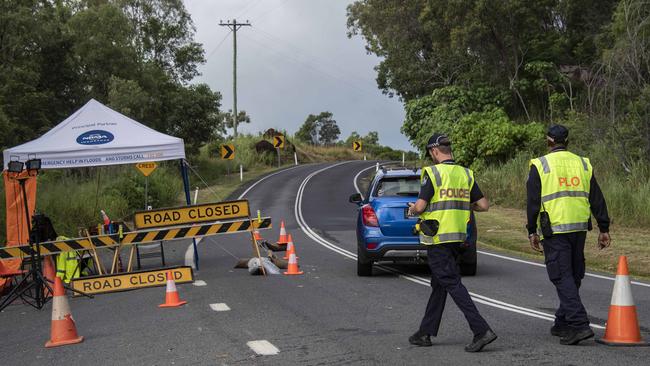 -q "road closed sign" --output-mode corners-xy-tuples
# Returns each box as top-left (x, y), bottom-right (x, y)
(136, 162), (157, 176)
(71, 266), (193, 295)
(134, 200), (250, 229)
